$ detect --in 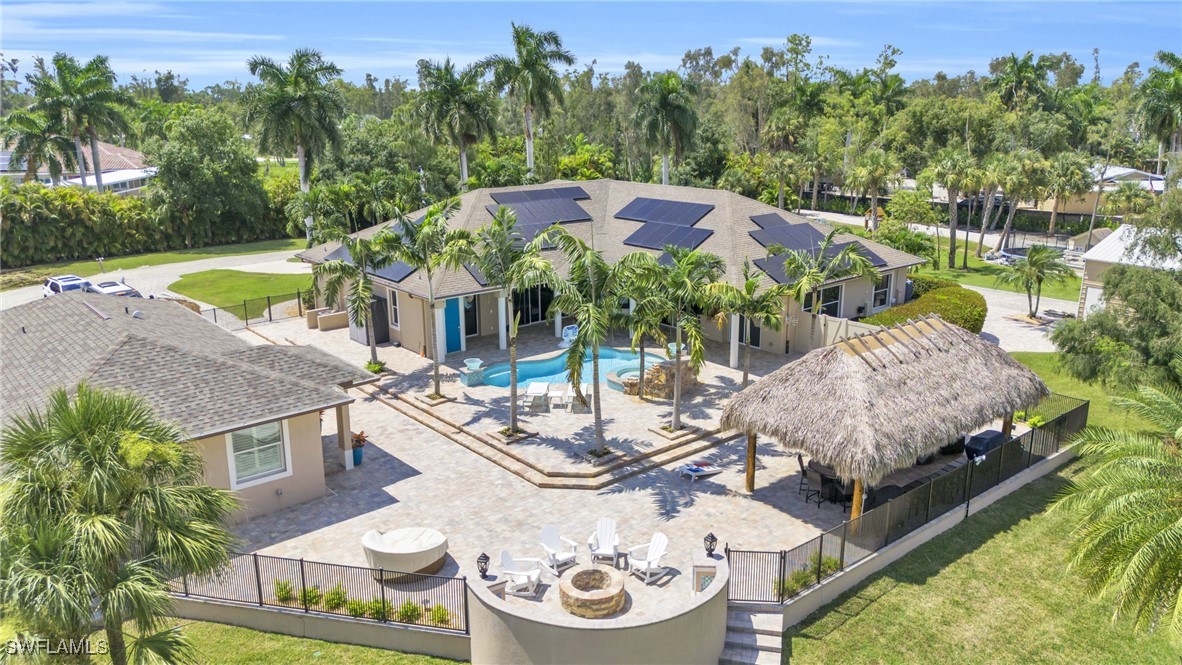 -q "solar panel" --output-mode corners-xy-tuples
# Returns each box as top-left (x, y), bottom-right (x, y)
(749, 223), (827, 251)
(624, 222), (713, 250)
(615, 197), (714, 227)
(753, 243), (886, 285)
(489, 185), (590, 204)
(465, 263), (488, 286)
(834, 242), (887, 267)
(373, 261), (416, 283)
(485, 198), (591, 226)
(750, 213), (790, 229)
